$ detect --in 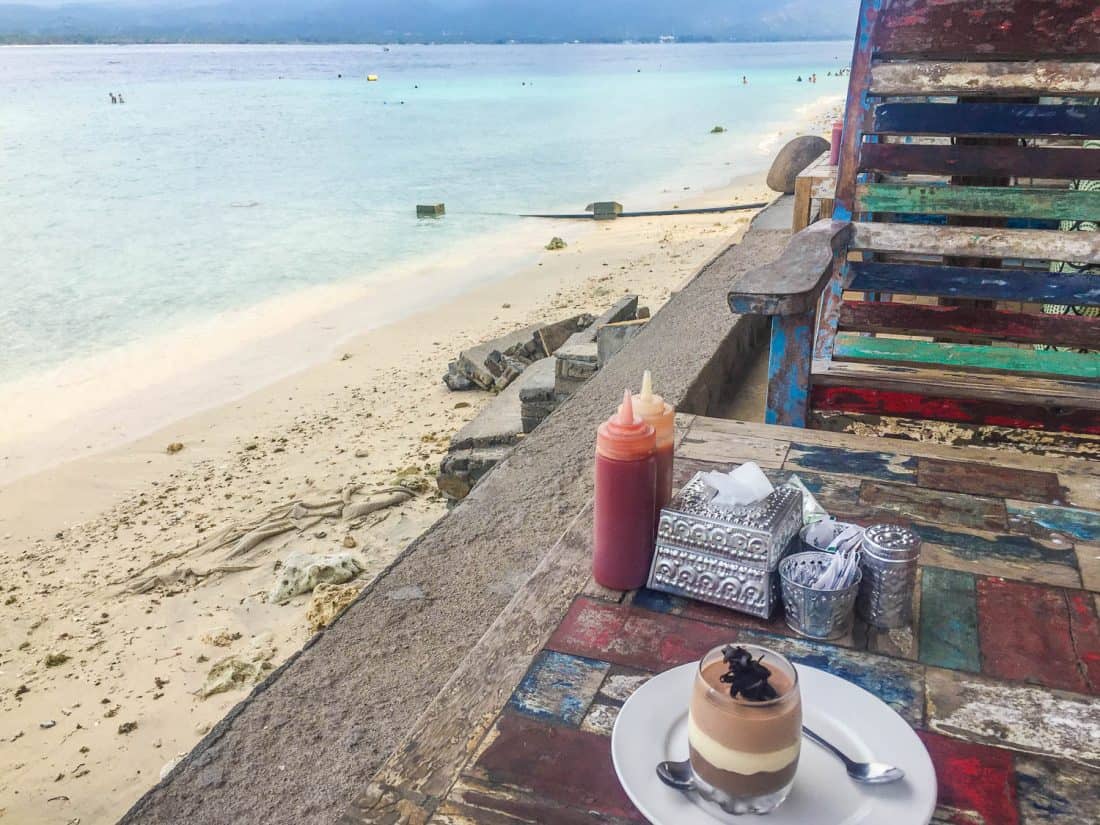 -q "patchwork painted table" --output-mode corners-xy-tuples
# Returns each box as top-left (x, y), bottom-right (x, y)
(344, 416), (1100, 825)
